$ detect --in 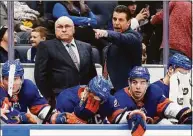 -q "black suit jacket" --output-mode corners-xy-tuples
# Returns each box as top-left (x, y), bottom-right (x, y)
(35, 38), (97, 98)
(104, 29), (142, 91)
